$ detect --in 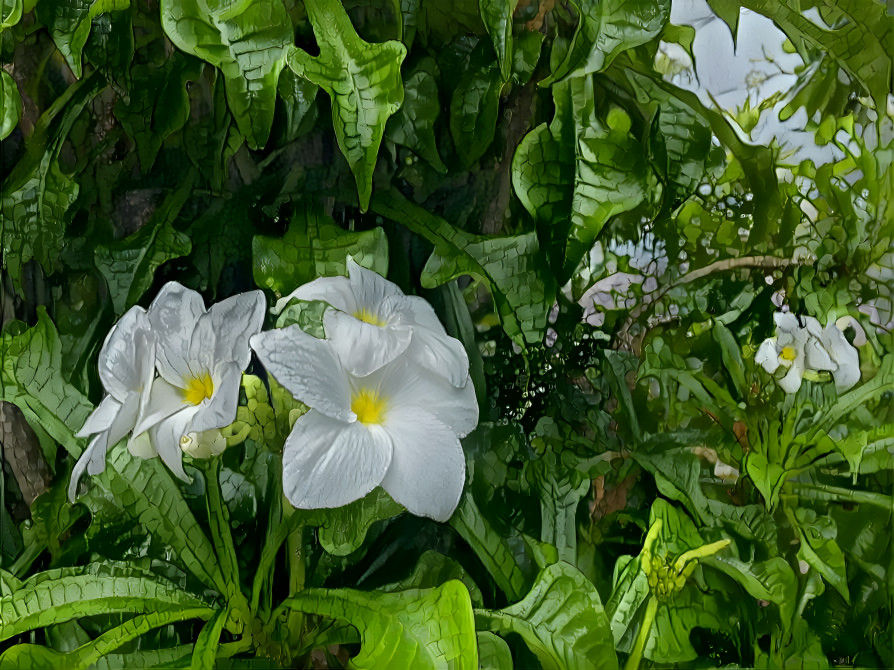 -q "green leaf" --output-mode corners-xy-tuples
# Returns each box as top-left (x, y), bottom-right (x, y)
(476, 632), (512, 670)
(479, 0), (516, 81)
(372, 190), (556, 347)
(385, 57), (447, 172)
(702, 555), (797, 629)
(0, 0), (23, 31)
(476, 562), (618, 670)
(511, 30), (544, 85)
(285, 581), (478, 669)
(605, 555), (650, 646)
(449, 45), (502, 167)
(0, 562), (210, 642)
(705, 0), (739, 41)
(35, 0), (128, 78)
(184, 69), (243, 192)
(160, 0), (292, 150)
(191, 609), (228, 670)
(0, 70), (22, 140)
(287, 0), (406, 210)
(712, 321), (747, 398)
(642, 587), (733, 664)
(83, 9), (134, 90)
(94, 172), (195, 314)
(745, 450), (788, 512)
(315, 487), (404, 556)
(252, 201), (389, 298)
(542, 0), (670, 85)
(113, 54), (203, 171)
(276, 67), (319, 144)
(789, 507), (849, 602)
(380, 550), (484, 608)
